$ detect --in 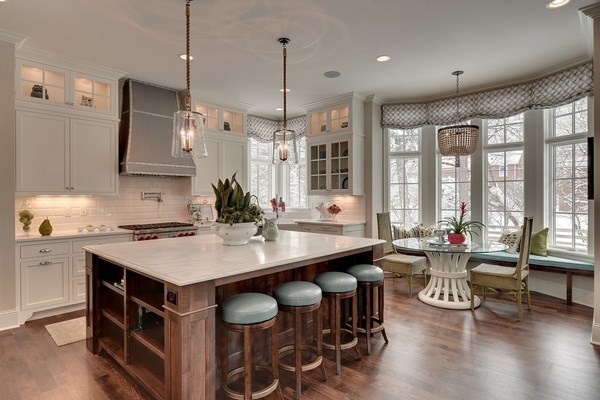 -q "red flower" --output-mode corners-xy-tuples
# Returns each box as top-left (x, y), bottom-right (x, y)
(327, 204), (342, 215)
